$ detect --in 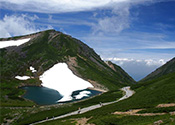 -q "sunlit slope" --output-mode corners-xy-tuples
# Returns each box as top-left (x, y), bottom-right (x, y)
(141, 57), (175, 82)
(64, 61), (175, 124)
(32, 72), (175, 125)
(0, 29), (135, 106)
(75, 72), (175, 124)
